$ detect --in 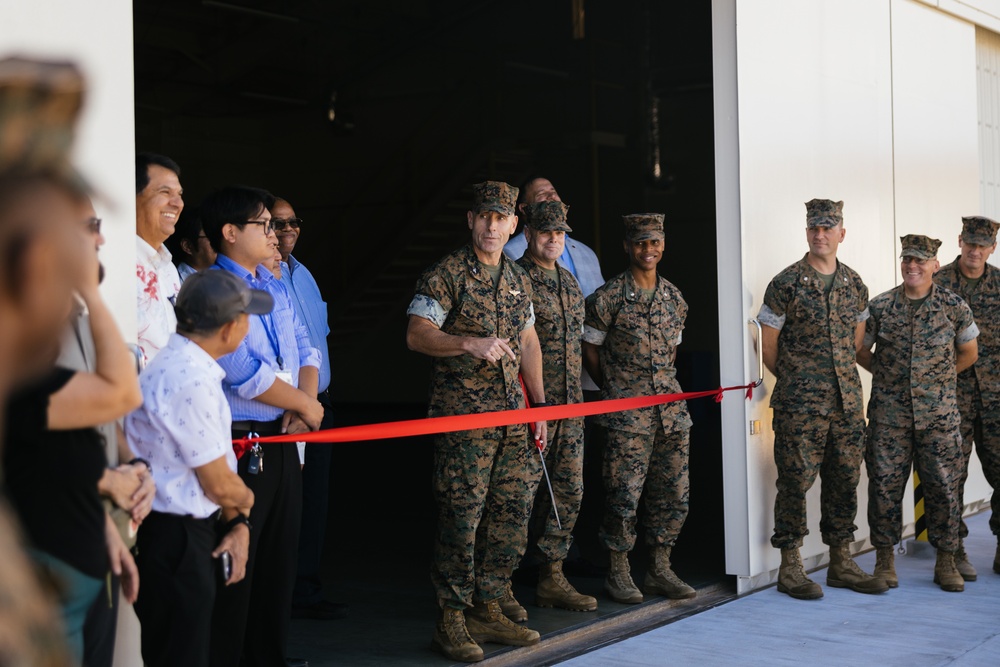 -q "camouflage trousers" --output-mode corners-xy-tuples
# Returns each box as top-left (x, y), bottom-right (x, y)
(431, 428), (541, 610)
(956, 385), (1000, 537)
(599, 427), (690, 553)
(770, 410), (865, 549)
(865, 422), (963, 552)
(529, 417), (585, 563)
